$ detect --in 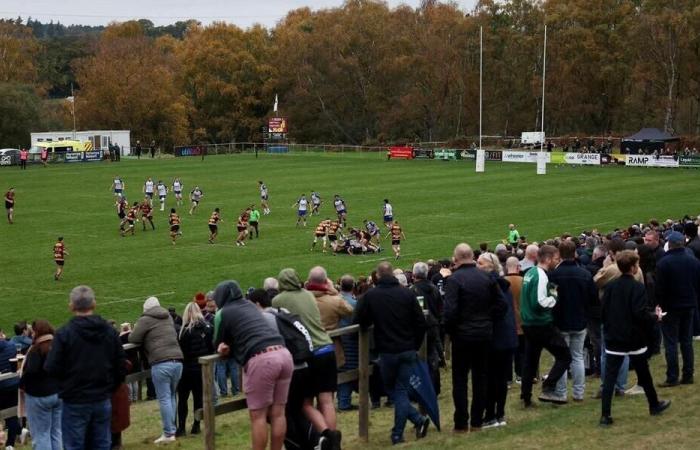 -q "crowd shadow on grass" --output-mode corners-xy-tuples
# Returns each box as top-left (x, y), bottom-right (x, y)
(123, 344), (700, 449)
